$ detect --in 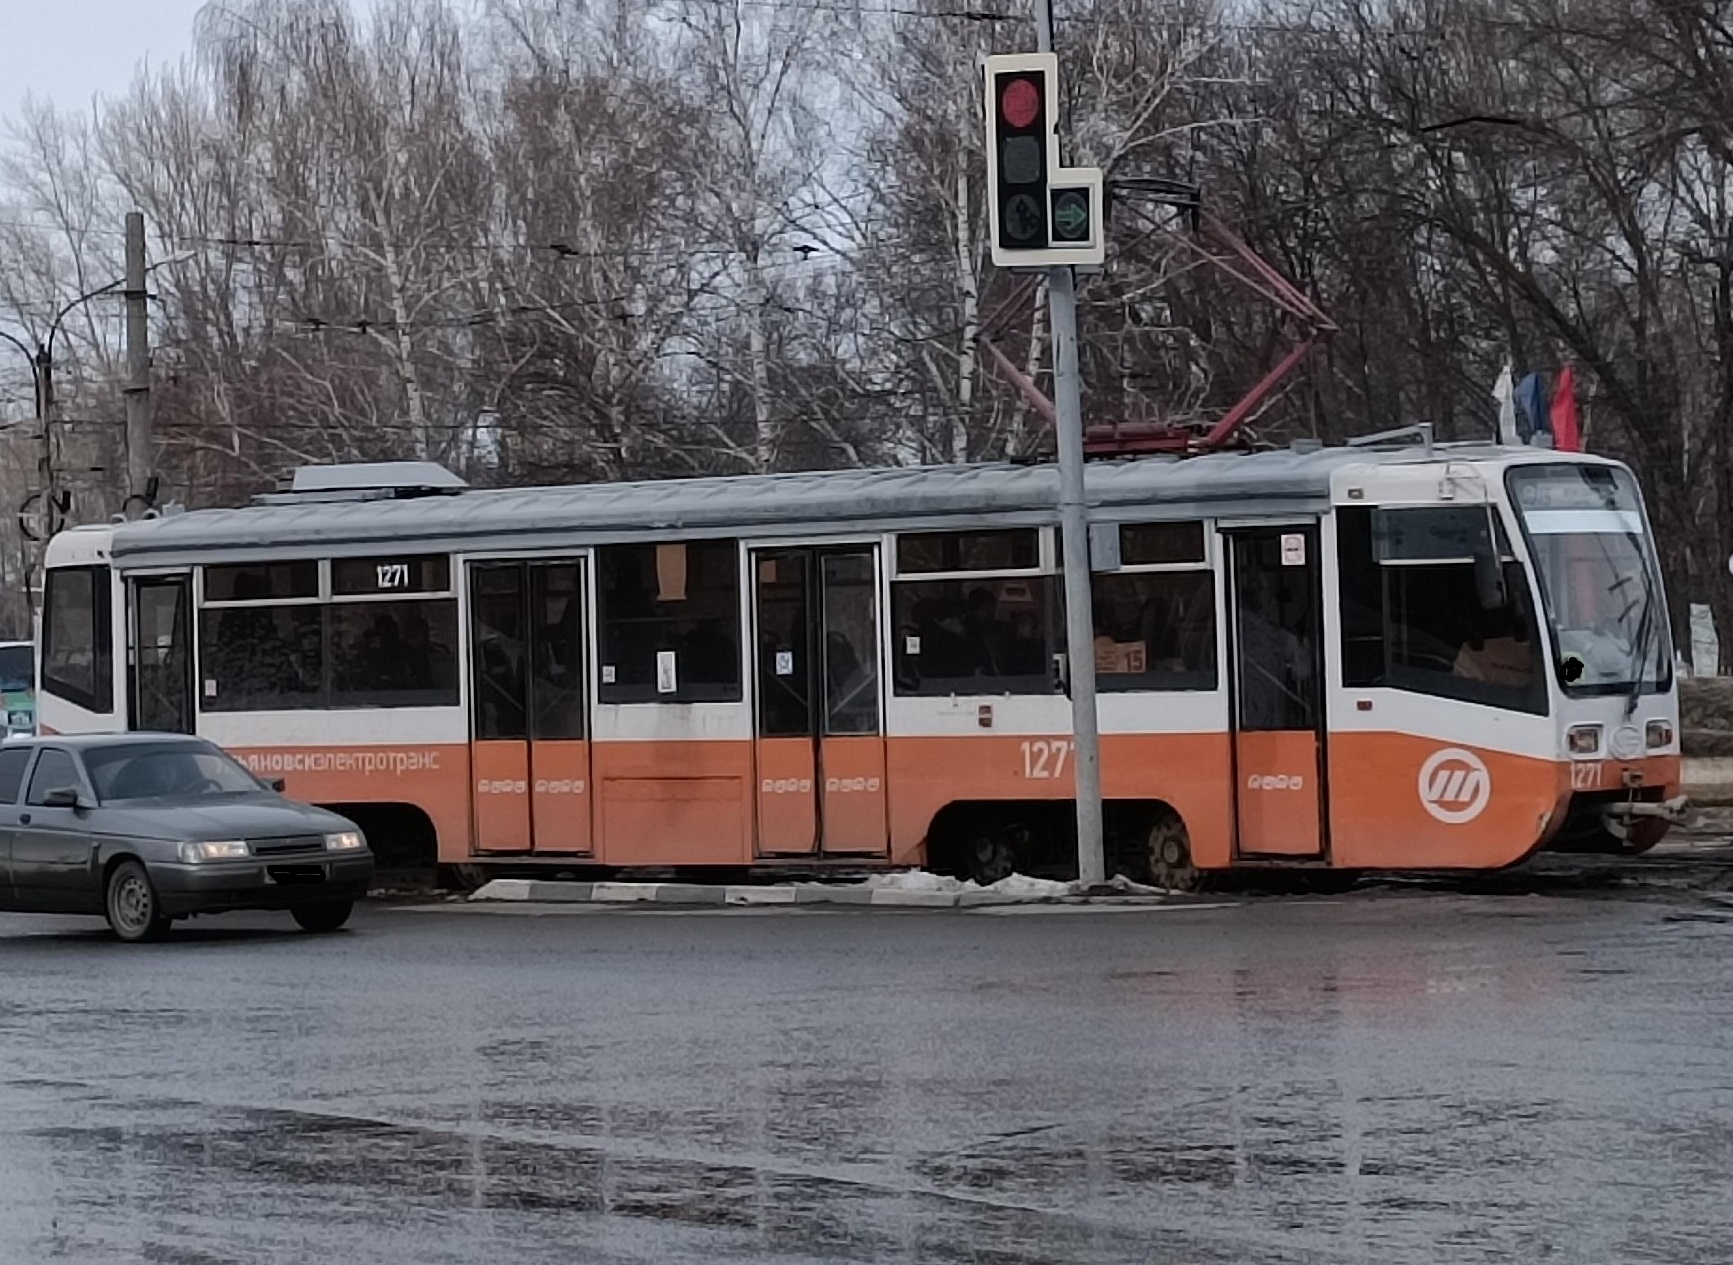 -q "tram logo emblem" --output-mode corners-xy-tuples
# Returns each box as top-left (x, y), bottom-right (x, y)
(1417, 748), (1491, 824)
